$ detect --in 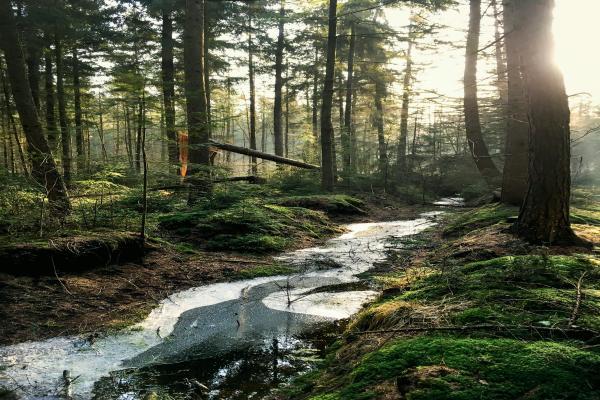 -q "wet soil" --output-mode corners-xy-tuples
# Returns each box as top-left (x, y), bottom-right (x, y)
(0, 197), (424, 346)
